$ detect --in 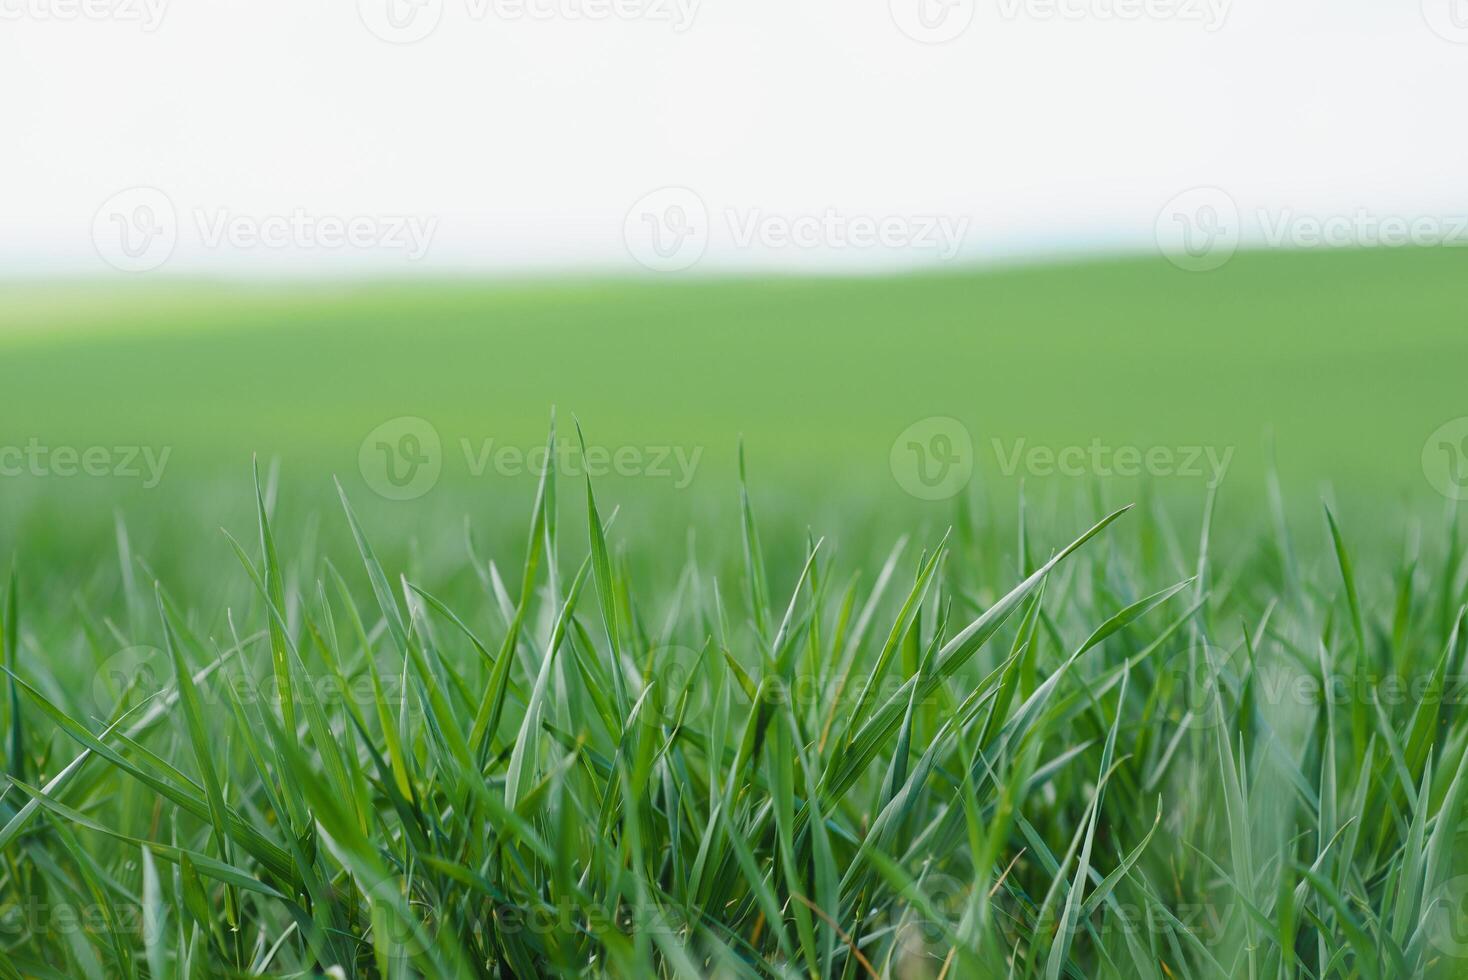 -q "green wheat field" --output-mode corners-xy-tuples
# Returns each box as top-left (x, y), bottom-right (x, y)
(1, 249), (1467, 978)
